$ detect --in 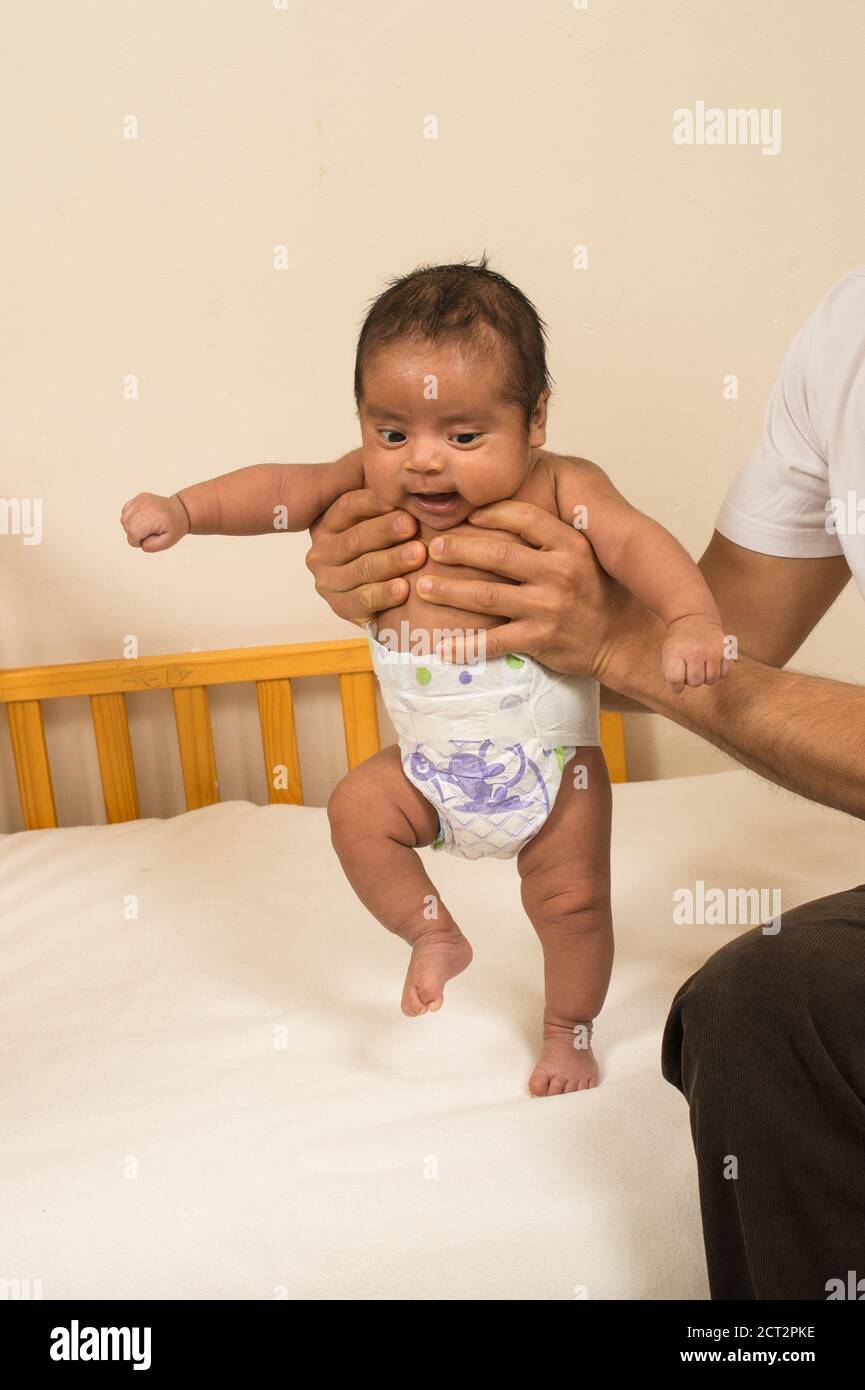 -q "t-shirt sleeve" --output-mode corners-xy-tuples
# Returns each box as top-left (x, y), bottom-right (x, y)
(715, 298), (844, 558)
